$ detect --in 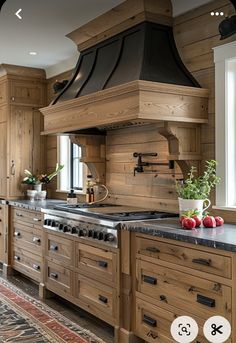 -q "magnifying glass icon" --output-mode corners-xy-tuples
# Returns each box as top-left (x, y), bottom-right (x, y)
(181, 326), (188, 333)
